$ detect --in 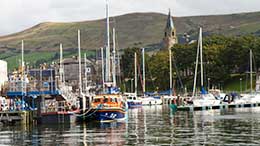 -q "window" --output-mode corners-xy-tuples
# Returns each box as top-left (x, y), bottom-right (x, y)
(94, 98), (101, 103)
(103, 97), (108, 103)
